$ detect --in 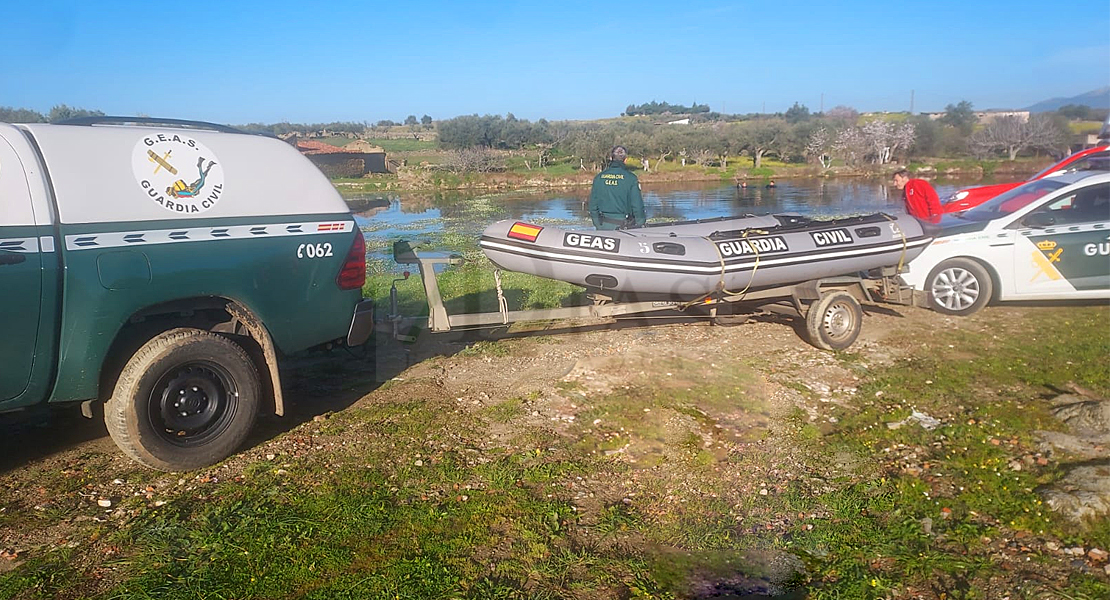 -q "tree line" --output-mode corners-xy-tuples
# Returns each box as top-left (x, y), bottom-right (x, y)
(0, 105), (105, 123)
(4, 101), (1103, 171)
(435, 102), (1101, 171)
(624, 101), (711, 116)
(0, 106), (436, 135)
